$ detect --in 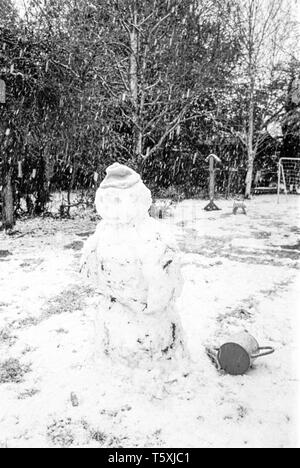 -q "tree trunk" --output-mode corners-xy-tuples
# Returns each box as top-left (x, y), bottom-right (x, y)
(35, 154), (52, 215)
(245, 73), (255, 198)
(2, 166), (15, 230)
(66, 163), (77, 217)
(245, 156), (254, 198)
(129, 7), (143, 162)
